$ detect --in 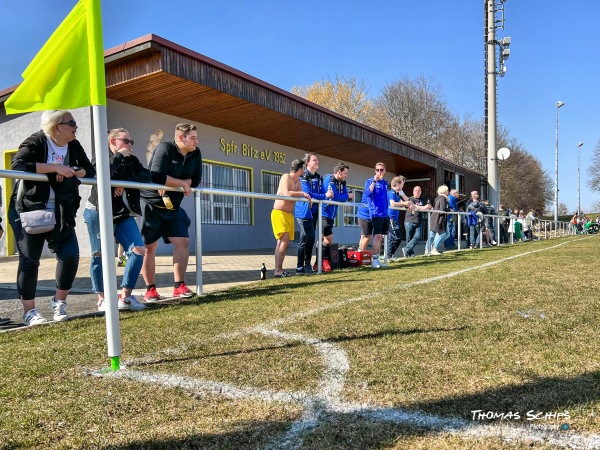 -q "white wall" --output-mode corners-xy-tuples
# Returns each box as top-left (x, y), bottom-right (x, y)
(0, 101), (396, 257)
